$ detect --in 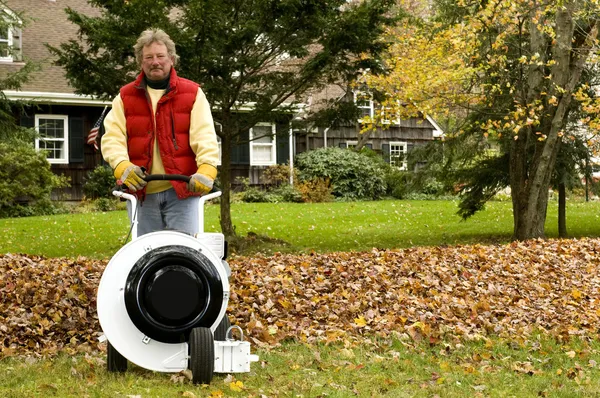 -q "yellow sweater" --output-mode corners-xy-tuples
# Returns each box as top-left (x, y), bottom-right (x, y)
(101, 86), (219, 193)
